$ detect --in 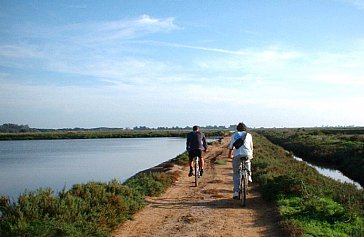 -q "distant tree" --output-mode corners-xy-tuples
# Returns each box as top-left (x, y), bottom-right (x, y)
(0, 123), (36, 133)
